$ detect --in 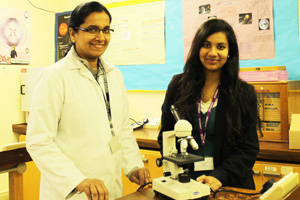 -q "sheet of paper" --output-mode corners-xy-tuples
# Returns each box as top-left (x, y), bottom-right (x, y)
(182, 0), (275, 61)
(0, 8), (31, 65)
(103, 0), (165, 65)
